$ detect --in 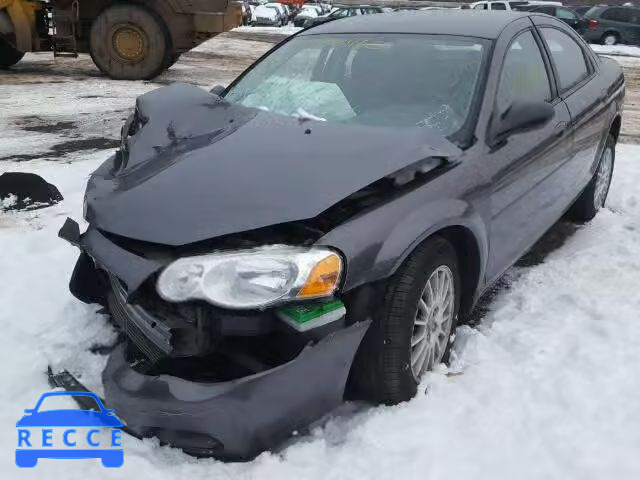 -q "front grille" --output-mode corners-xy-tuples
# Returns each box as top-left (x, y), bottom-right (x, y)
(108, 277), (171, 363)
